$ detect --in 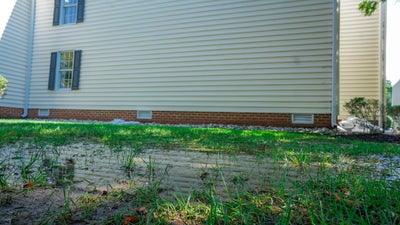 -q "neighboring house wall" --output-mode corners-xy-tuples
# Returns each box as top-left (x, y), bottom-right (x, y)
(338, 0), (382, 120)
(0, 0), (31, 114)
(393, 81), (400, 106)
